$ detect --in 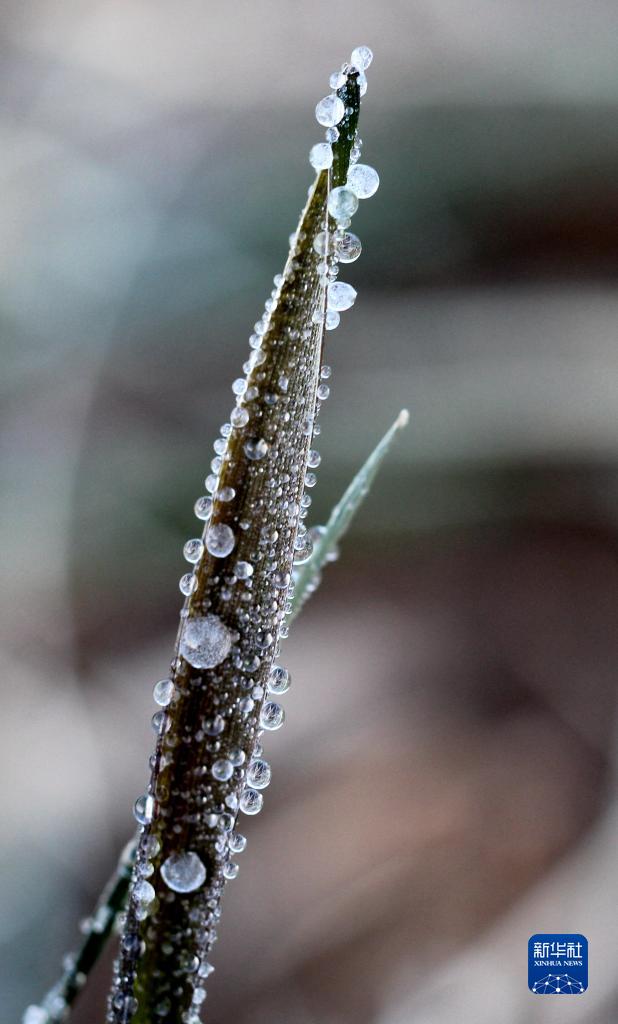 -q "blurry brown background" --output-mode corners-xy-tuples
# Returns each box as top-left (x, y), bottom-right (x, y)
(1, 2), (618, 1022)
